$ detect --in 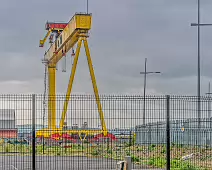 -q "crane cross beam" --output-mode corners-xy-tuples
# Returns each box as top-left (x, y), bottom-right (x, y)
(44, 13), (92, 64)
